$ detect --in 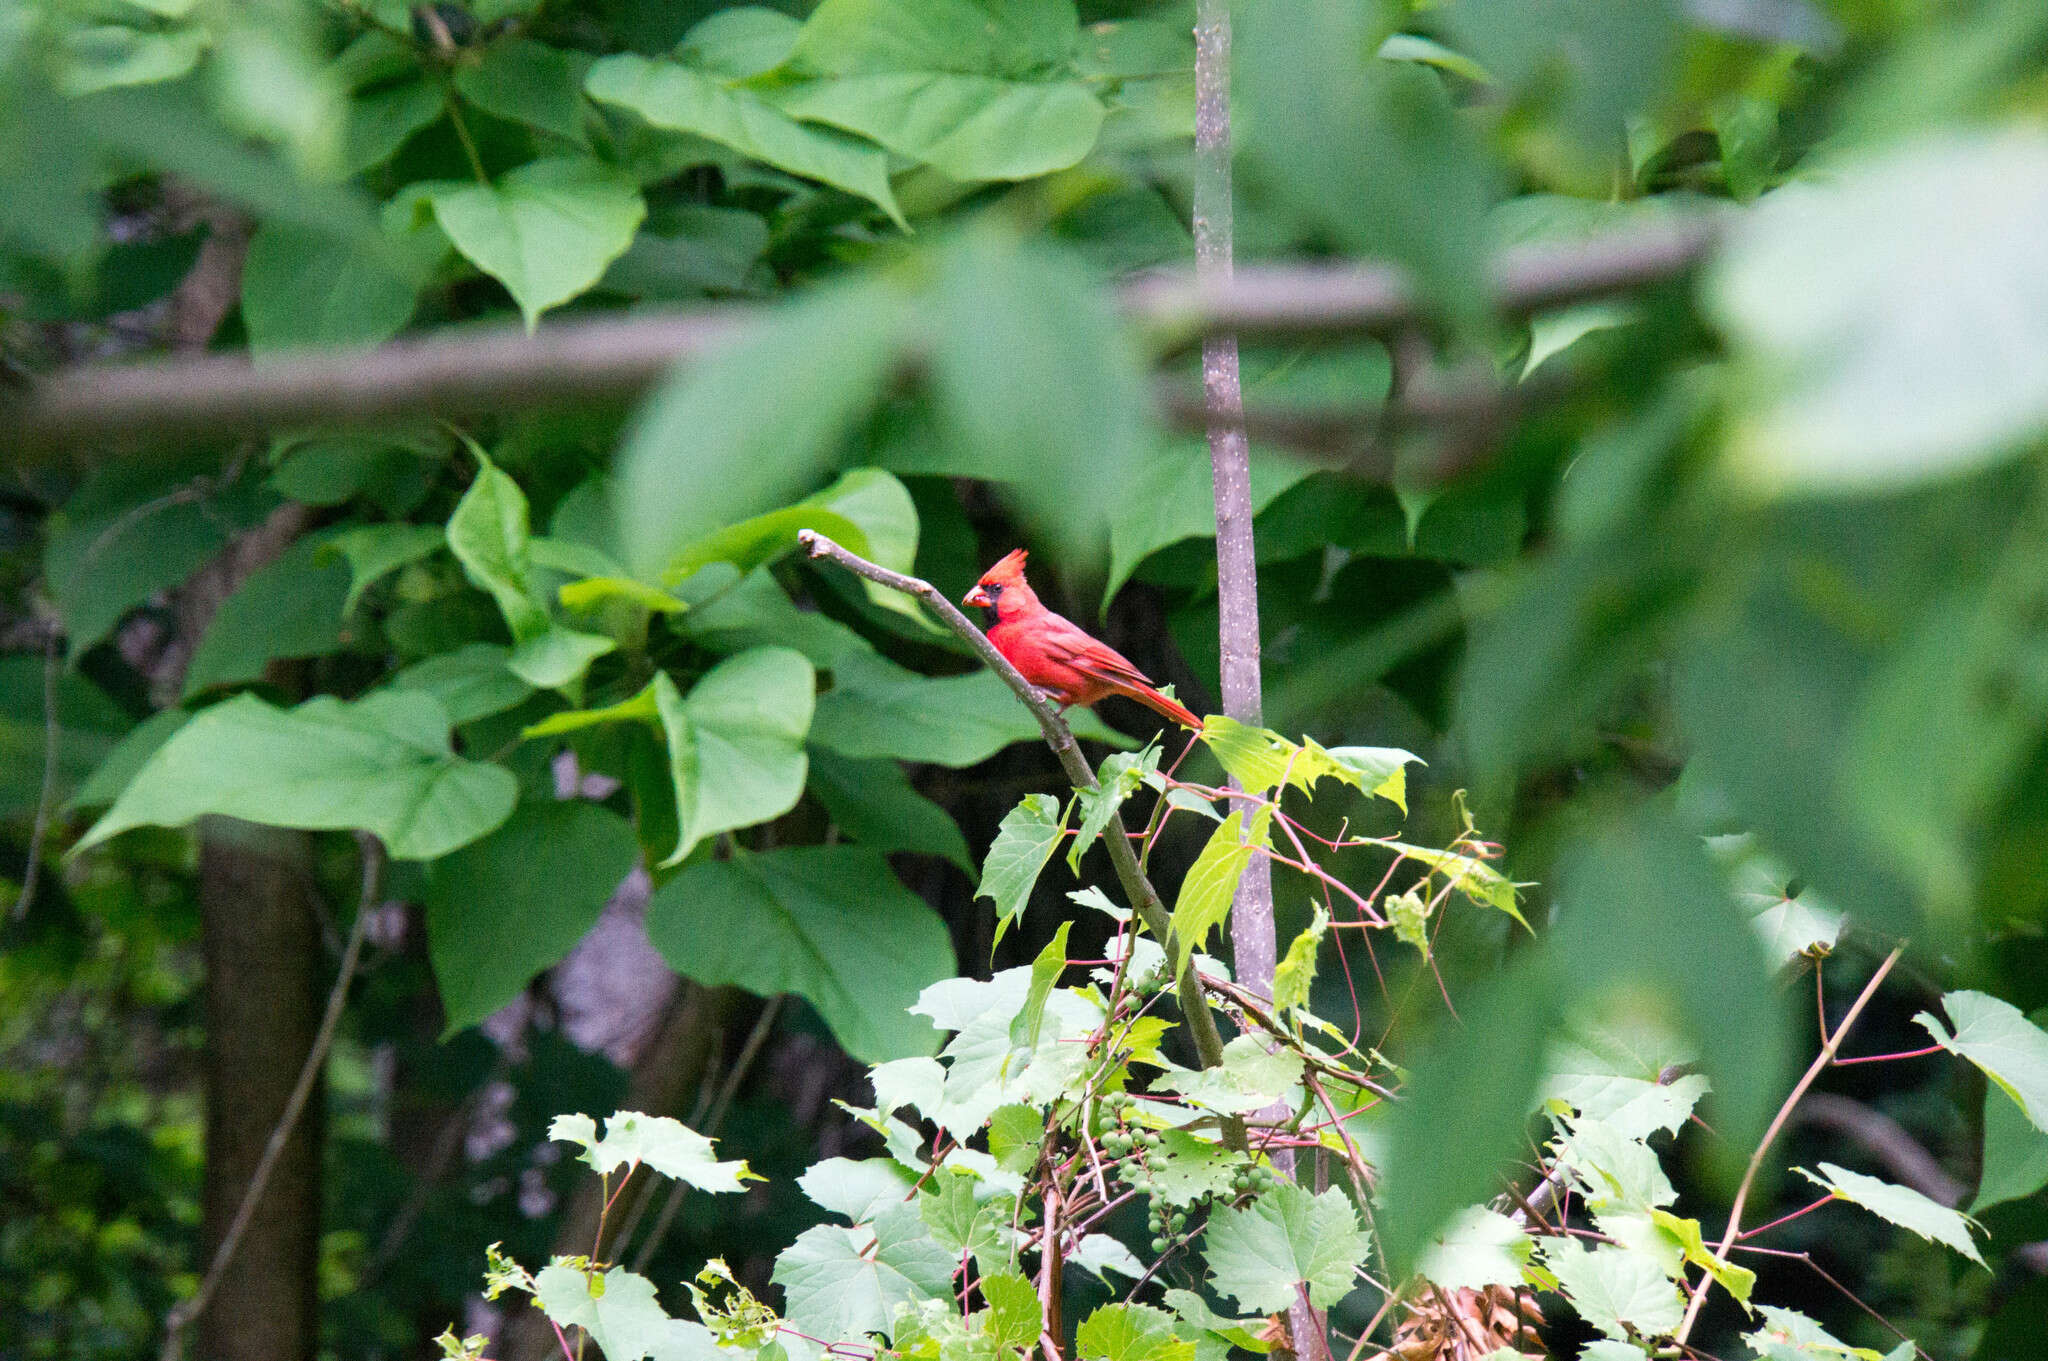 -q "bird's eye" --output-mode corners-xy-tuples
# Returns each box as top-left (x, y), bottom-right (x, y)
(986, 583), (1003, 599)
